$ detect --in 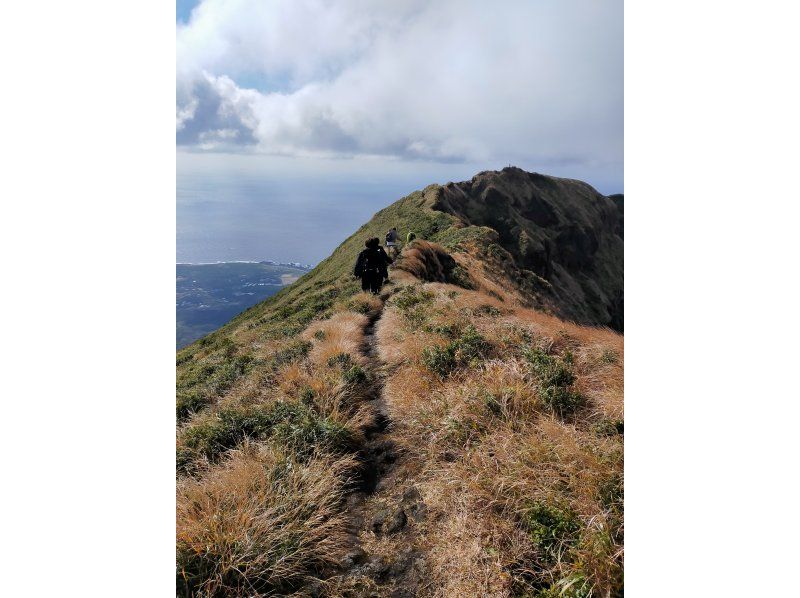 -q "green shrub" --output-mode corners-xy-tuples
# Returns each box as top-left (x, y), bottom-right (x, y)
(176, 352), (255, 400)
(423, 322), (459, 338)
(176, 391), (209, 421)
(422, 344), (457, 377)
(524, 348), (585, 416)
(482, 391), (503, 417)
(176, 447), (197, 476)
(449, 265), (475, 289)
(405, 305), (430, 327)
(272, 412), (353, 457)
(523, 501), (581, 563)
(393, 286), (434, 311)
(593, 419), (624, 437)
(299, 386), (315, 405)
(327, 352), (354, 368)
(180, 401), (354, 463)
(347, 295), (374, 314)
(422, 326), (490, 377)
(273, 340), (312, 366)
(540, 386), (584, 416)
(444, 415), (487, 446)
(599, 473), (624, 511)
(601, 349), (618, 364)
(457, 326), (489, 362)
(486, 289), (505, 302)
(476, 304), (502, 317)
(533, 575), (593, 598)
(343, 364), (367, 385)
(210, 355), (254, 393)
